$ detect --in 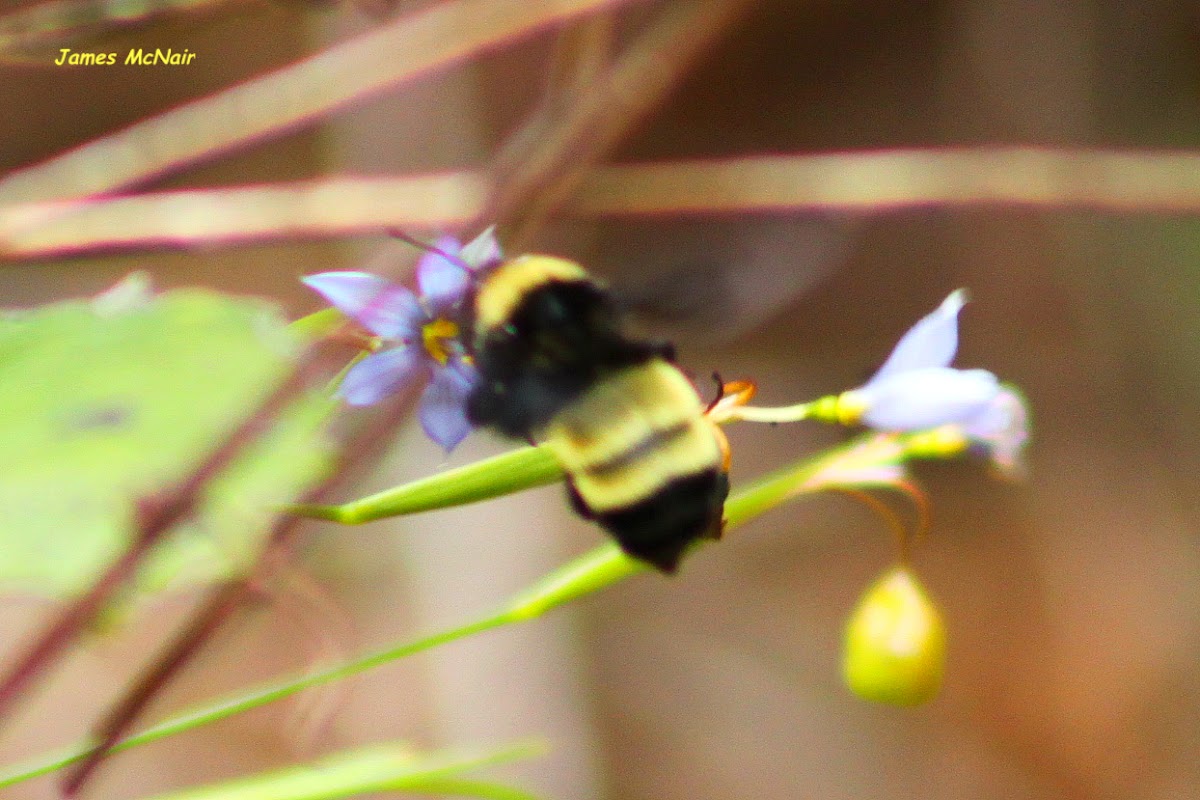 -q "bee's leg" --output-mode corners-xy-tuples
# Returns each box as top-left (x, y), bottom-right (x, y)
(564, 477), (596, 520)
(709, 426), (733, 541)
